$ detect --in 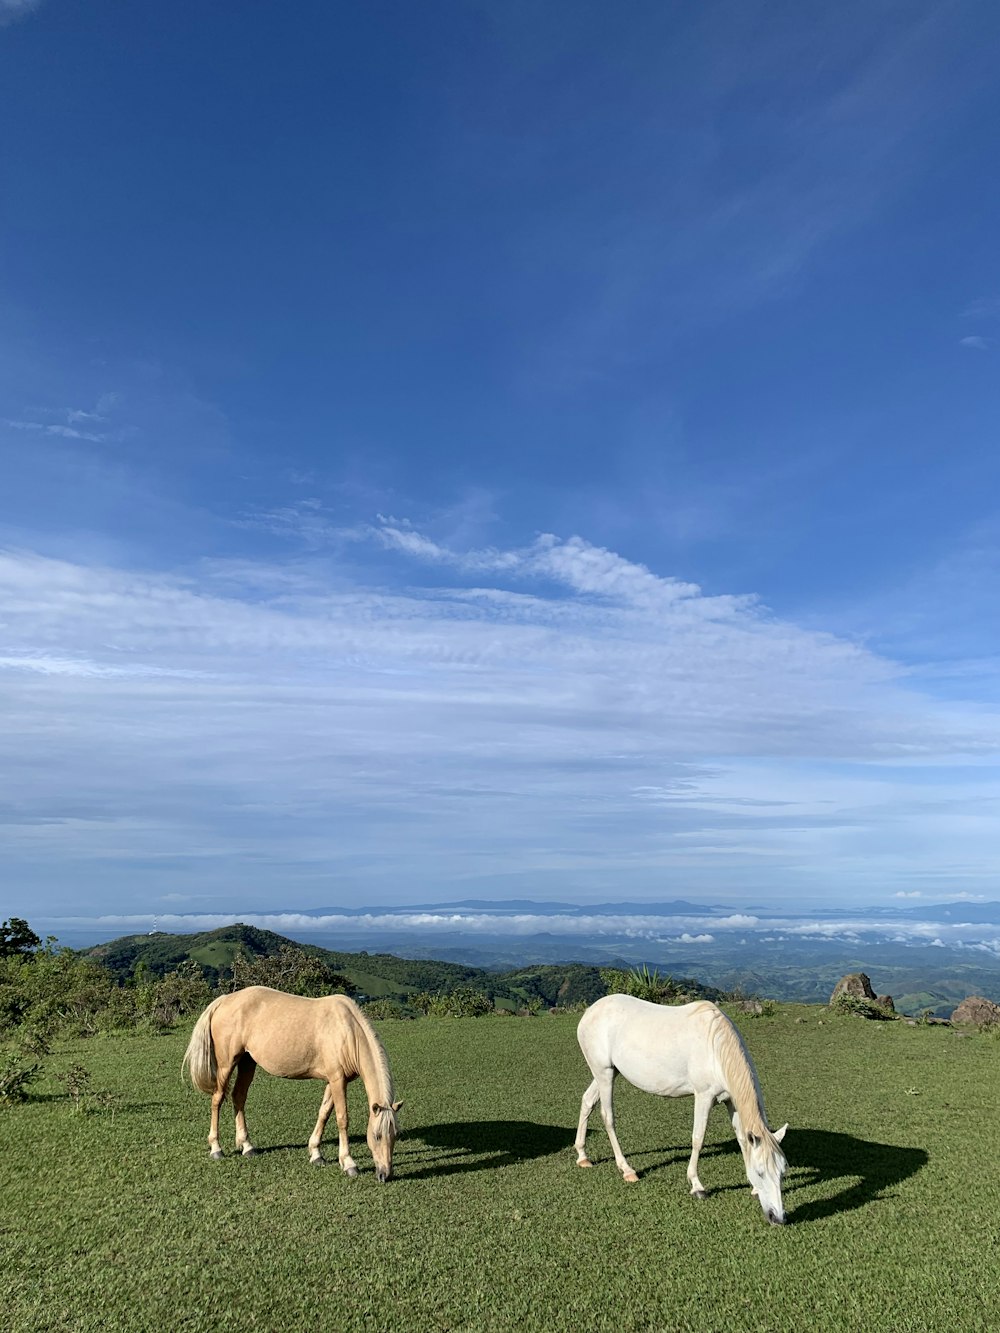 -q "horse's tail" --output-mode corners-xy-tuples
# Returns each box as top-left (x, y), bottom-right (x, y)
(182, 996), (224, 1093)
